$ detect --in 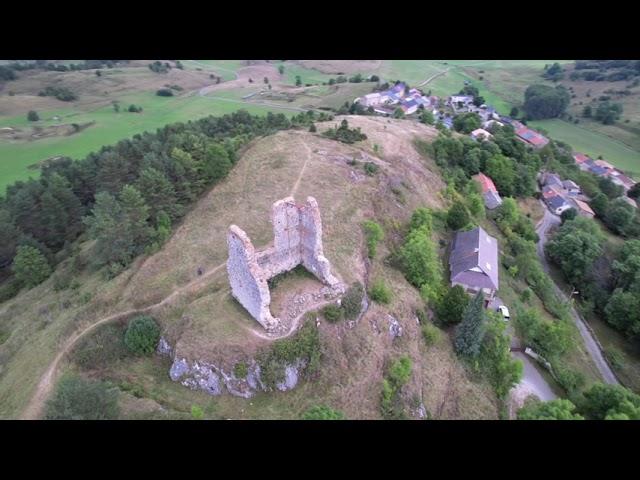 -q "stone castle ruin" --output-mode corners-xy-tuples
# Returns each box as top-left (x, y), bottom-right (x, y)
(227, 196), (340, 331)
